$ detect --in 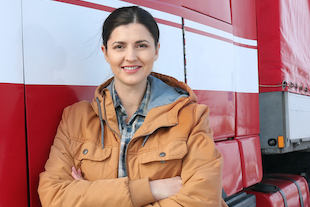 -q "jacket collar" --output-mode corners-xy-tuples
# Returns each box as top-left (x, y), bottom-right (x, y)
(91, 72), (197, 138)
